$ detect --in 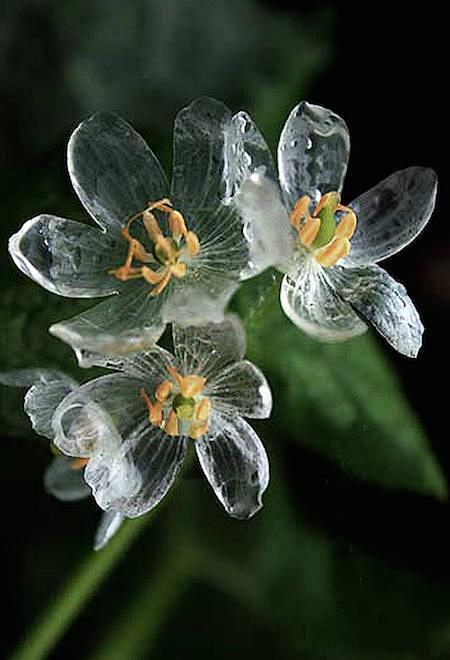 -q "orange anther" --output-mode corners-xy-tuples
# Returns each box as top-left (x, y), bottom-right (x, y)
(195, 397), (211, 422)
(169, 210), (188, 237)
(156, 379), (172, 402)
(185, 231), (200, 257)
(335, 209), (357, 240)
(165, 410), (179, 437)
(314, 237), (351, 267)
(142, 210), (163, 243)
(188, 421), (209, 440)
(170, 262), (187, 278)
(179, 375), (206, 398)
(290, 195), (311, 229)
(298, 216), (321, 247)
(140, 388), (164, 426)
